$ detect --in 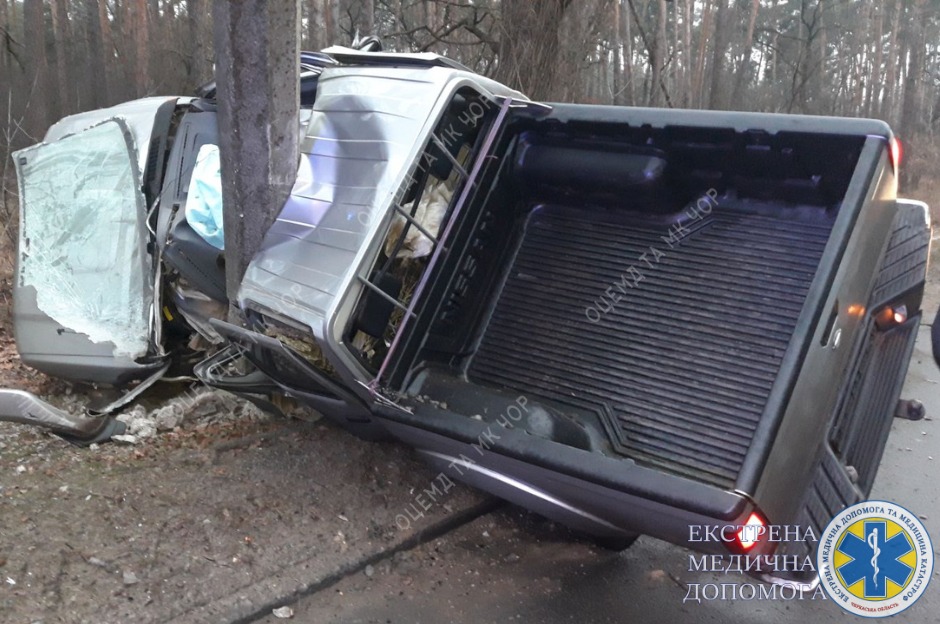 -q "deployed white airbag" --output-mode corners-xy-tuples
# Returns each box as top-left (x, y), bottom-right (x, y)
(184, 143), (225, 250)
